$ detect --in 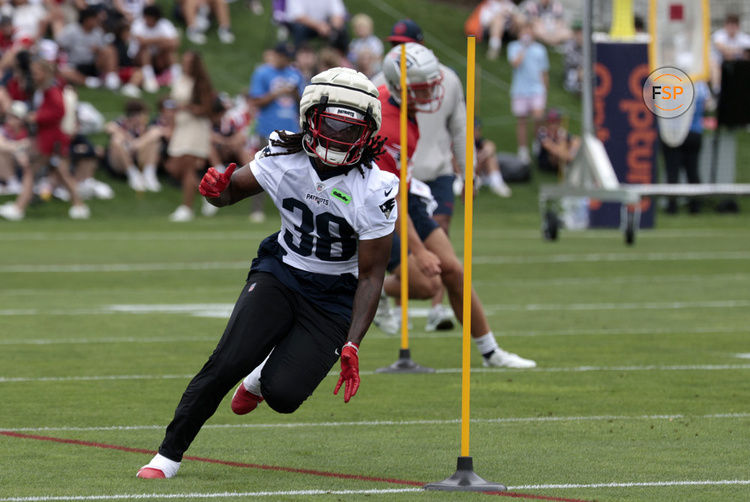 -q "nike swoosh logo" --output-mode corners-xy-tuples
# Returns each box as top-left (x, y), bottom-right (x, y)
(384, 187), (393, 197)
(335, 348), (340, 356)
